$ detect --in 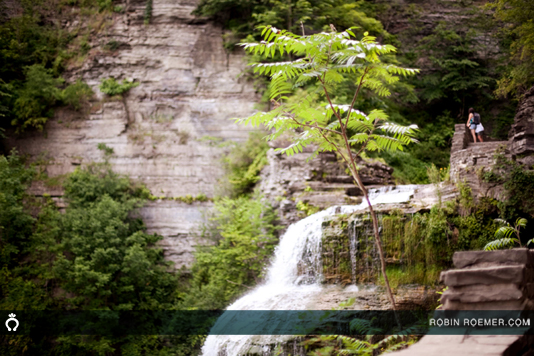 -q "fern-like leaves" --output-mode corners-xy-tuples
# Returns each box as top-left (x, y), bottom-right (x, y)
(484, 238), (518, 251)
(484, 217), (528, 250)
